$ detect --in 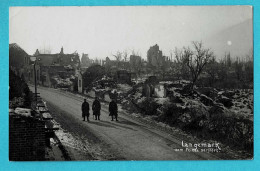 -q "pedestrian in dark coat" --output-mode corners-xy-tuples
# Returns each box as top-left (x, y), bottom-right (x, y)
(109, 99), (118, 121)
(92, 97), (101, 120)
(82, 99), (90, 121)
